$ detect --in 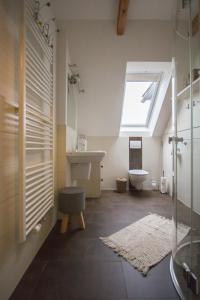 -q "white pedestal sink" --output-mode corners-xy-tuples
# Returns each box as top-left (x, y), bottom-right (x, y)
(67, 151), (106, 163)
(66, 151), (106, 198)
